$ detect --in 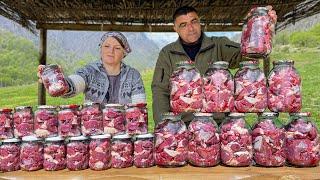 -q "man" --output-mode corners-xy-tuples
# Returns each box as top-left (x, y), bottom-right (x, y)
(152, 6), (243, 125)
